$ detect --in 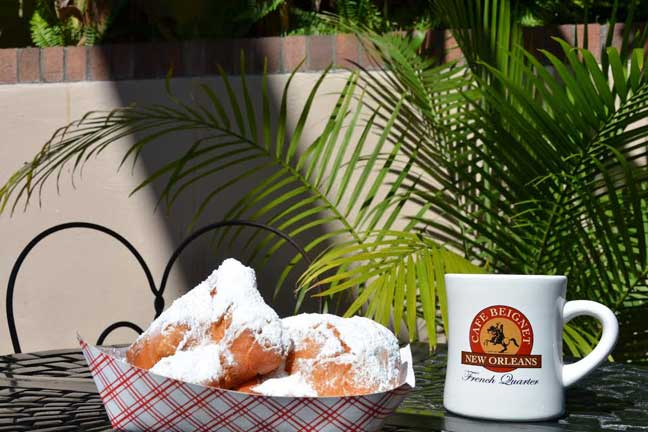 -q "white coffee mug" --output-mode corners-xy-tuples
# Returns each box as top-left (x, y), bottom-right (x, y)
(443, 274), (619, 421)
